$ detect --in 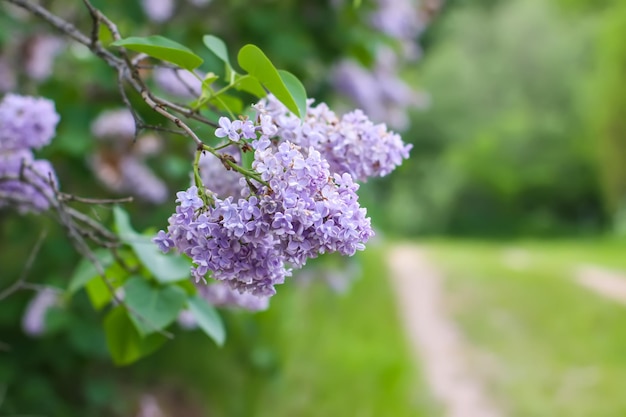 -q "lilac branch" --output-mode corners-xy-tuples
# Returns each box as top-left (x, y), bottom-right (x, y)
(0, 230), (47, 301)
